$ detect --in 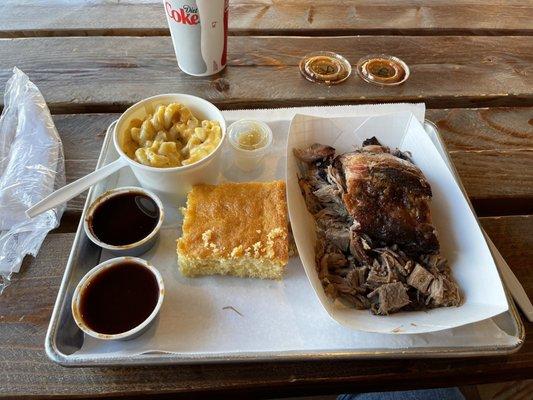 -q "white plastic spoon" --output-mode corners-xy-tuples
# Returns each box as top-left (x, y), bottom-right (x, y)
(25, 158), (128, 219)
